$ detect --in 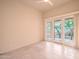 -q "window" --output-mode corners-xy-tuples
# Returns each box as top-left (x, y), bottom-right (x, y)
(47, 22), (52, 33)
(46, 22), (52, 39)
(45, 15), (76, 47)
